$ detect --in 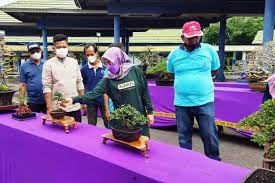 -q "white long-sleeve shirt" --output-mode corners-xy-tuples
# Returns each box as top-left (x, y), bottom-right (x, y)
(42, 56), (84, 112)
